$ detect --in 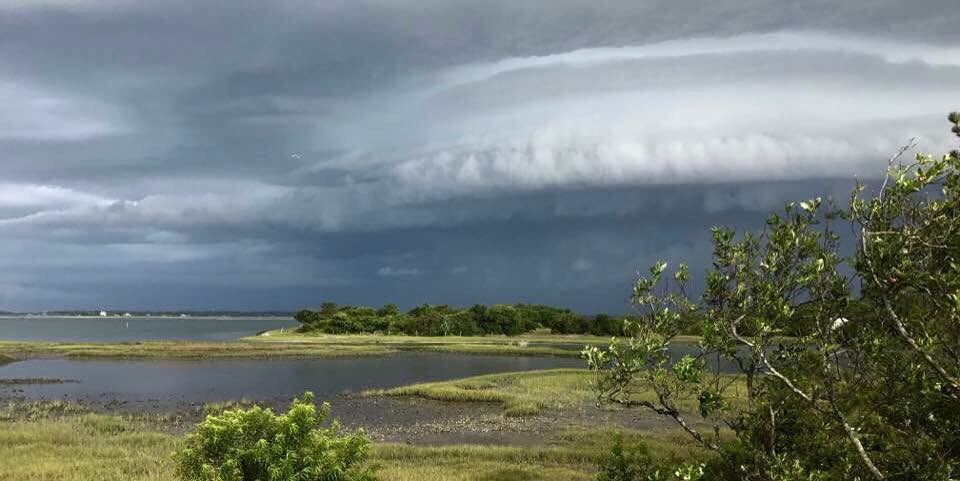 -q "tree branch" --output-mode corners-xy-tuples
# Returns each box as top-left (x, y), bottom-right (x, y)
(731, 318), (886, 480)
(880, 293), (960, 397)
(608, 396), (720, 452)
